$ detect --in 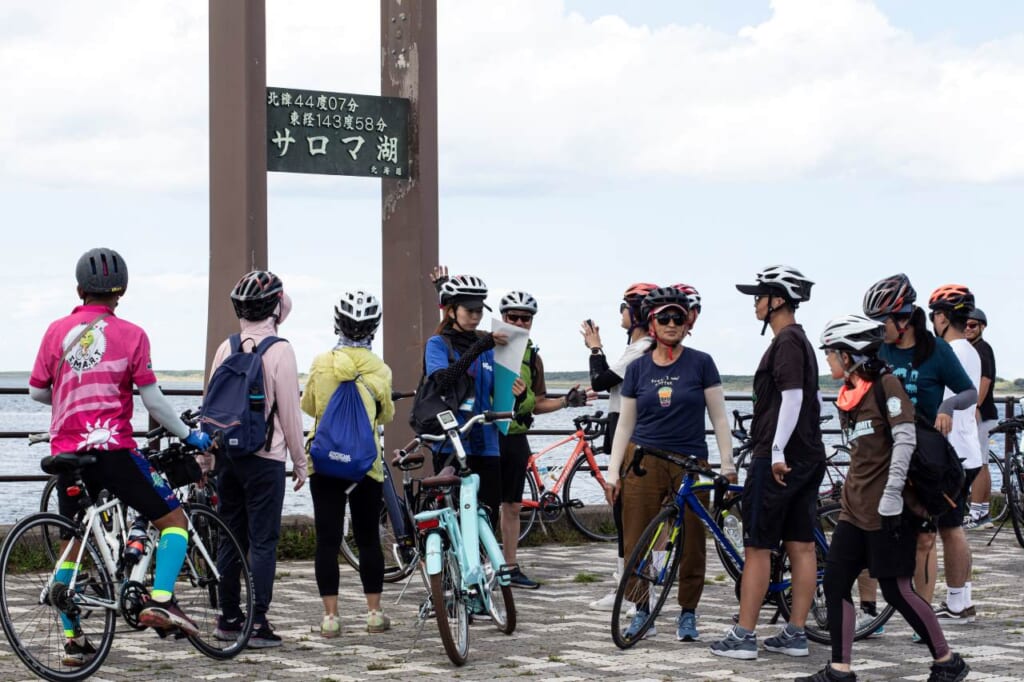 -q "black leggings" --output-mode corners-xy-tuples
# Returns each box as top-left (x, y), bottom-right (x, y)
(310, 474), (384, 596)
(825, 521), (949, 663)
